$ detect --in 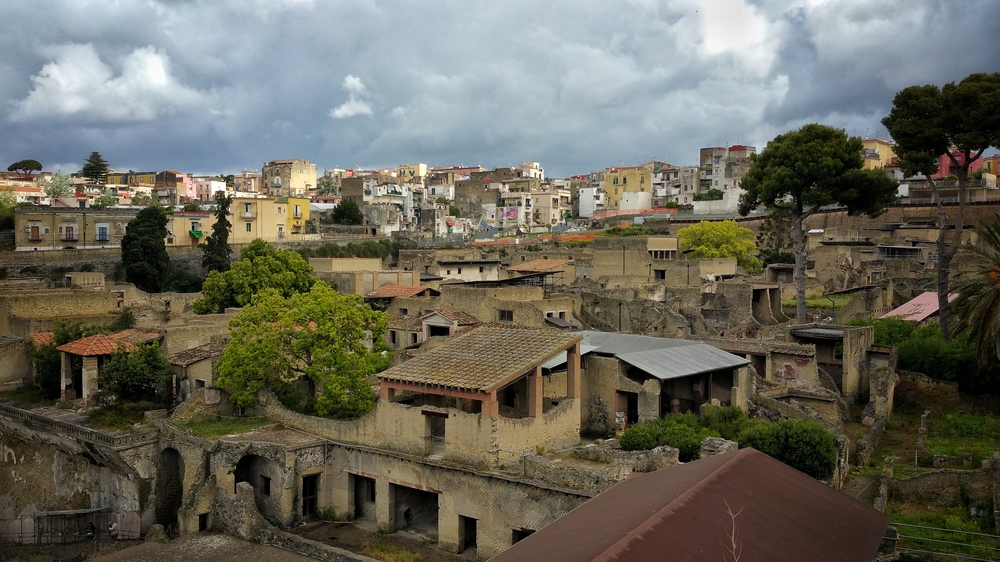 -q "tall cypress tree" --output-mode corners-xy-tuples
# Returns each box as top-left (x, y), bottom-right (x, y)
(201, 192), (233, 273)
(121, 206), (170, 293)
